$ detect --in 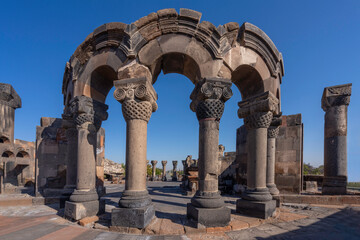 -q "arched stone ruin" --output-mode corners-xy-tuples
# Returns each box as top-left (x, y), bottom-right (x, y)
(61, 8), (284, 228)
